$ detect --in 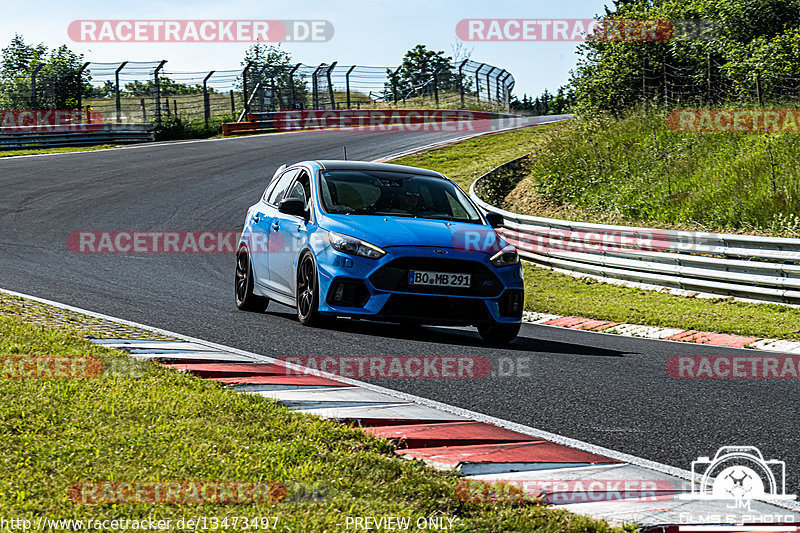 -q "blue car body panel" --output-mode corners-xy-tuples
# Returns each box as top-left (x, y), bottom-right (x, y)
(239, 160), (523, 326)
